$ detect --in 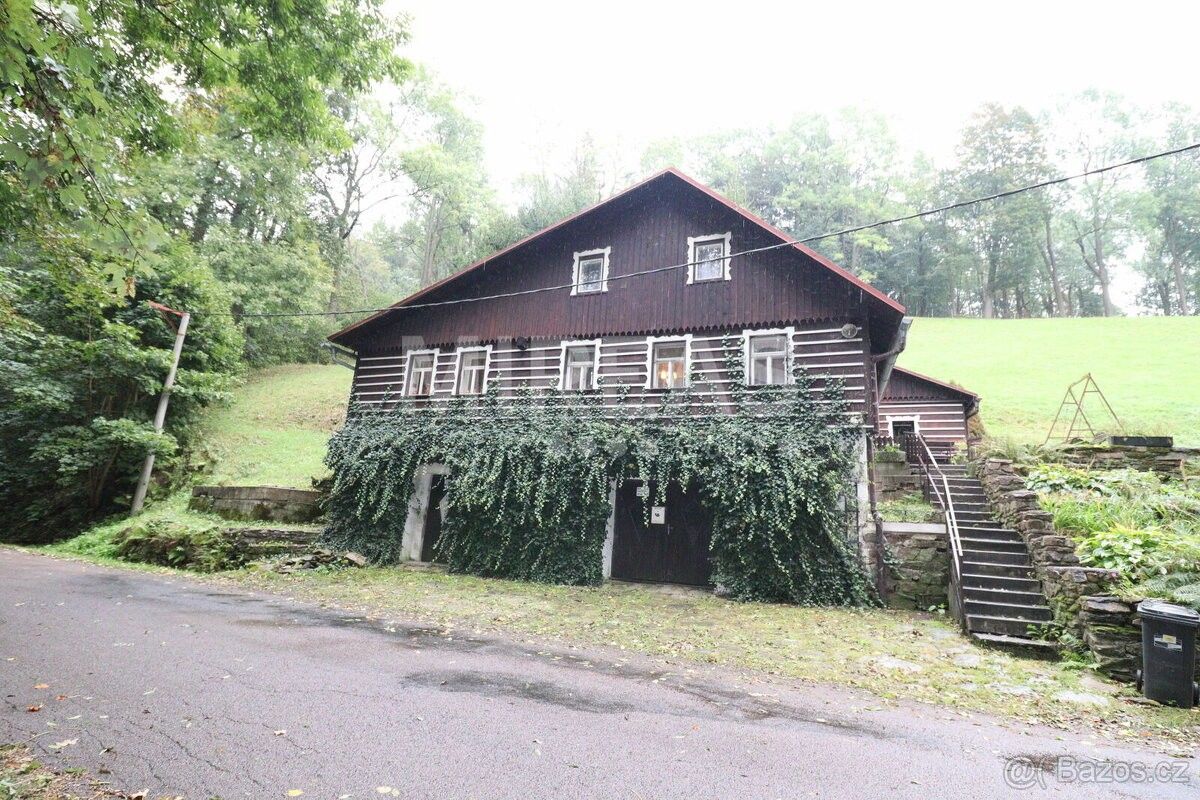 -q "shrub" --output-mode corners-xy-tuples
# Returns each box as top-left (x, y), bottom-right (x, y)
(115, 519), (242, 572)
